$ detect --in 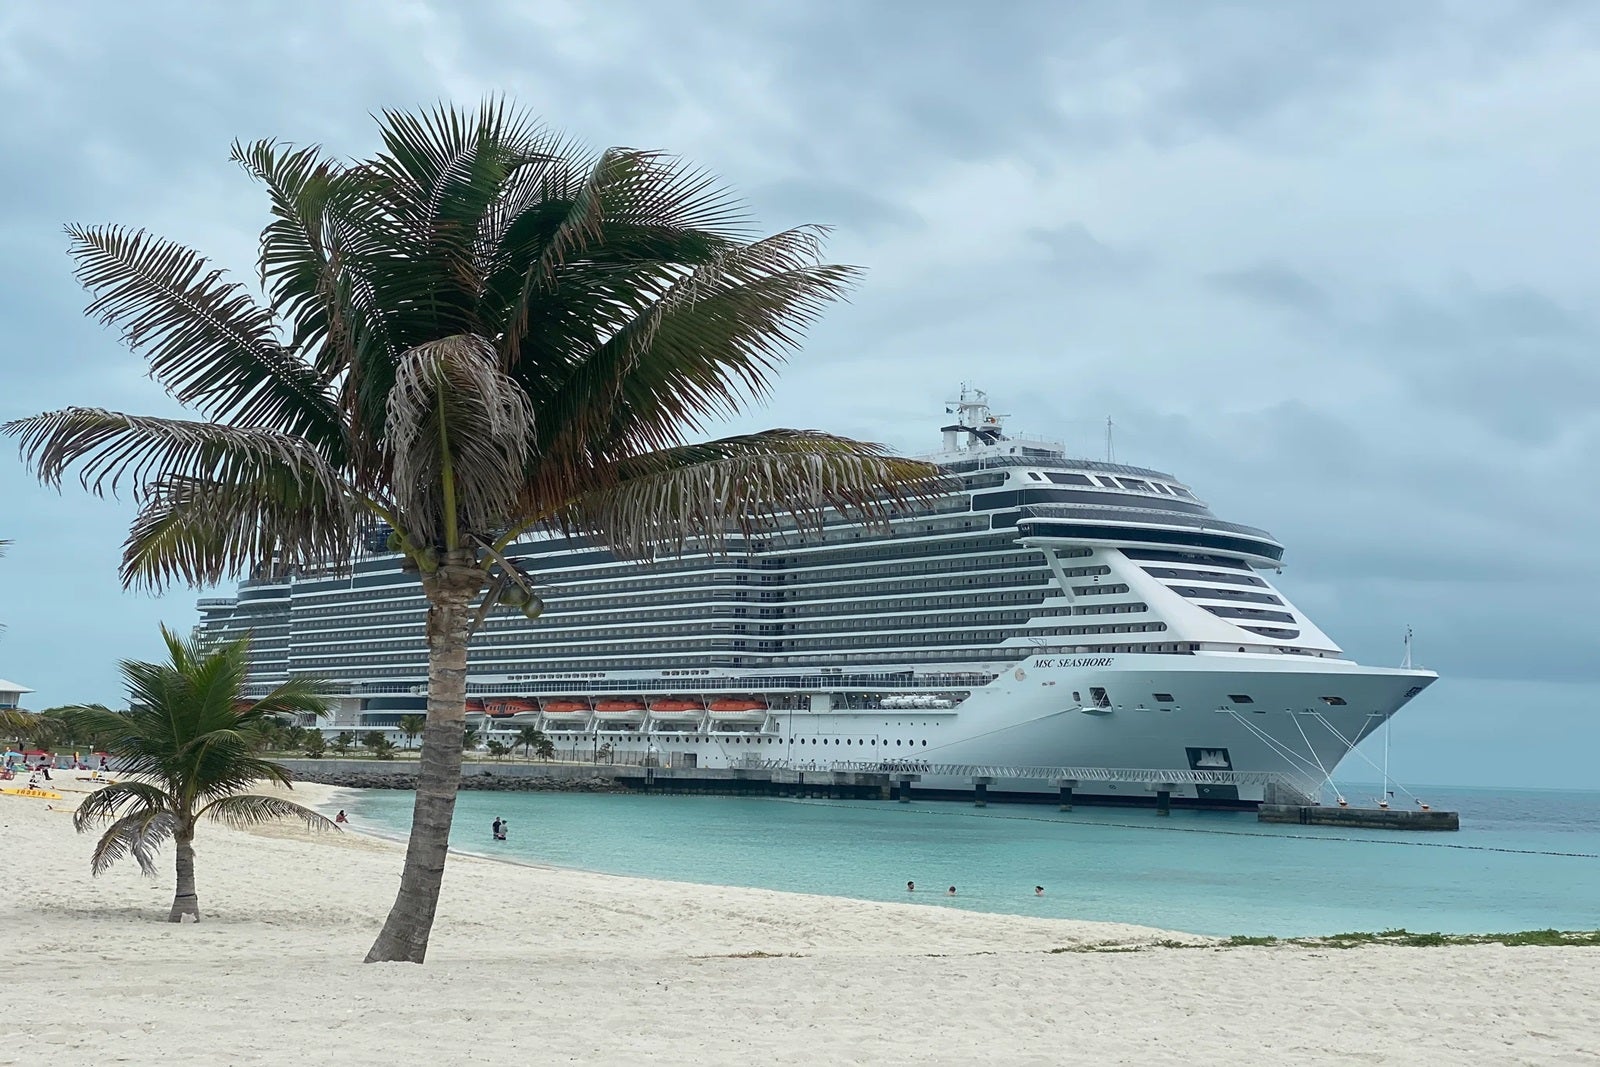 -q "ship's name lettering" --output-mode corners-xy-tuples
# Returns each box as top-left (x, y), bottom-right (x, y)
(1035, 656), (1114, 668)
